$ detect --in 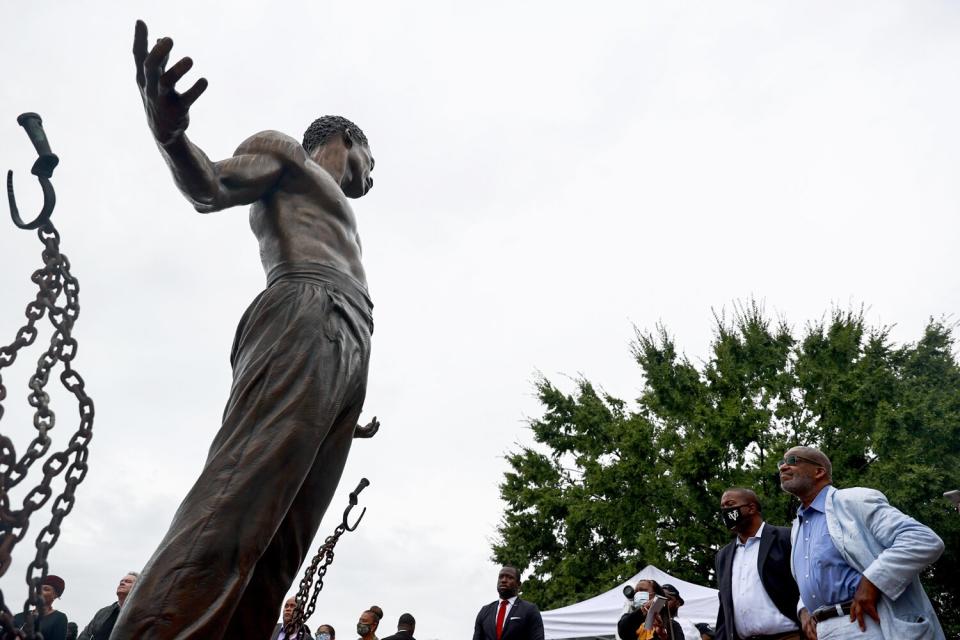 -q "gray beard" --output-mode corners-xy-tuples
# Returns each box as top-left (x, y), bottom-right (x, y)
(781, 475), (813, 496)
